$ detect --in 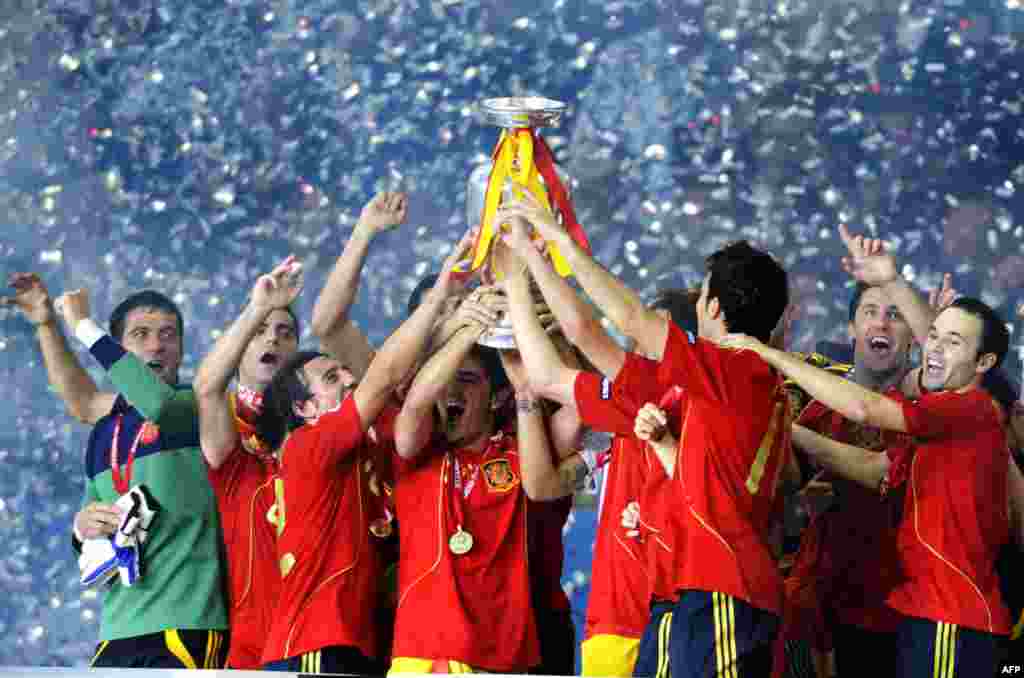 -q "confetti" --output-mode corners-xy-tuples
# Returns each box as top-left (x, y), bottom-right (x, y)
(3, 0), (1024, 665)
